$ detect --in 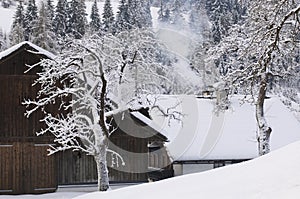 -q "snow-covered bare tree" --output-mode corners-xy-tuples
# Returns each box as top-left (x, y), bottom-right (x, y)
(23, 29), (176, 191)
(208, 0), (300, 155)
